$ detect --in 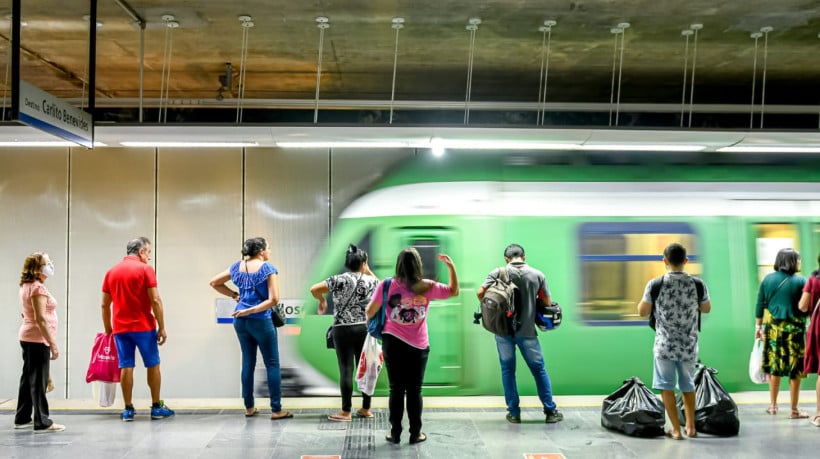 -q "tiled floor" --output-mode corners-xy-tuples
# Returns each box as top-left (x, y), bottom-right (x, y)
(2, 394), (819, 458)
